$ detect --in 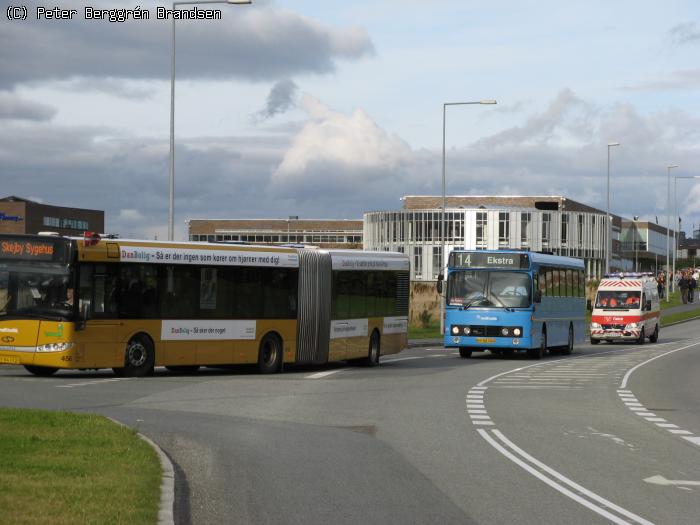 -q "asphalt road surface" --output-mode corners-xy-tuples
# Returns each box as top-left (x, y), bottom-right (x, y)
(2, 321), (700, 525)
